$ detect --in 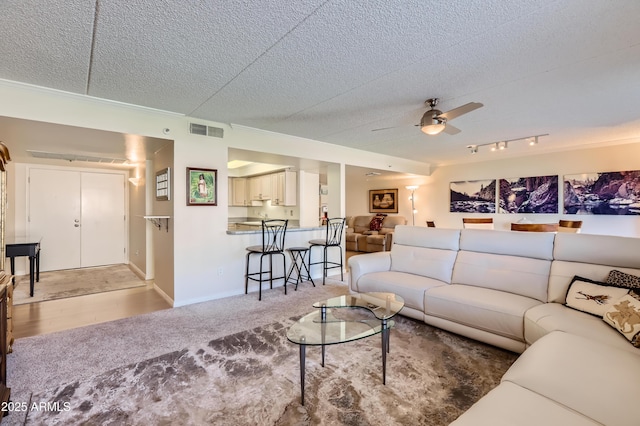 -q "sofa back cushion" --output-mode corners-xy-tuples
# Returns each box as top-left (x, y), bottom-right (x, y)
(548, 233), (640, 303)
(459, 229), (555, 260)
(380, 215), (406, 234)
(452, 229), (555, 302)
(352, 215), (373, 233)
(390, 226), (460, 283)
